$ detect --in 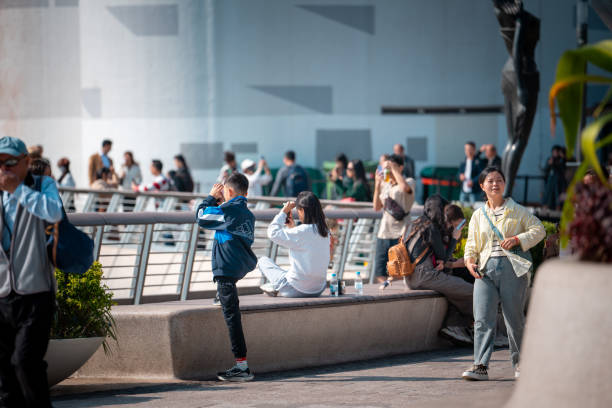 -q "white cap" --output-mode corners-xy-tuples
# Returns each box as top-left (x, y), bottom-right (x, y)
(240, 159), (256, 172)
